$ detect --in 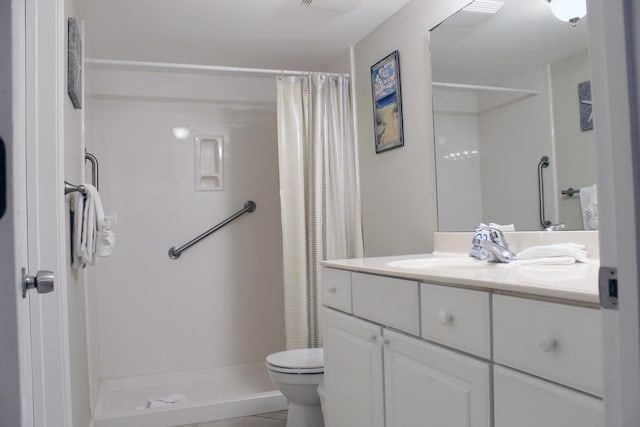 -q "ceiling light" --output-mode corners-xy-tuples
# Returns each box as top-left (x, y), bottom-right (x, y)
(463, 0), (505, 14)
(547, 0), (587, 27)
